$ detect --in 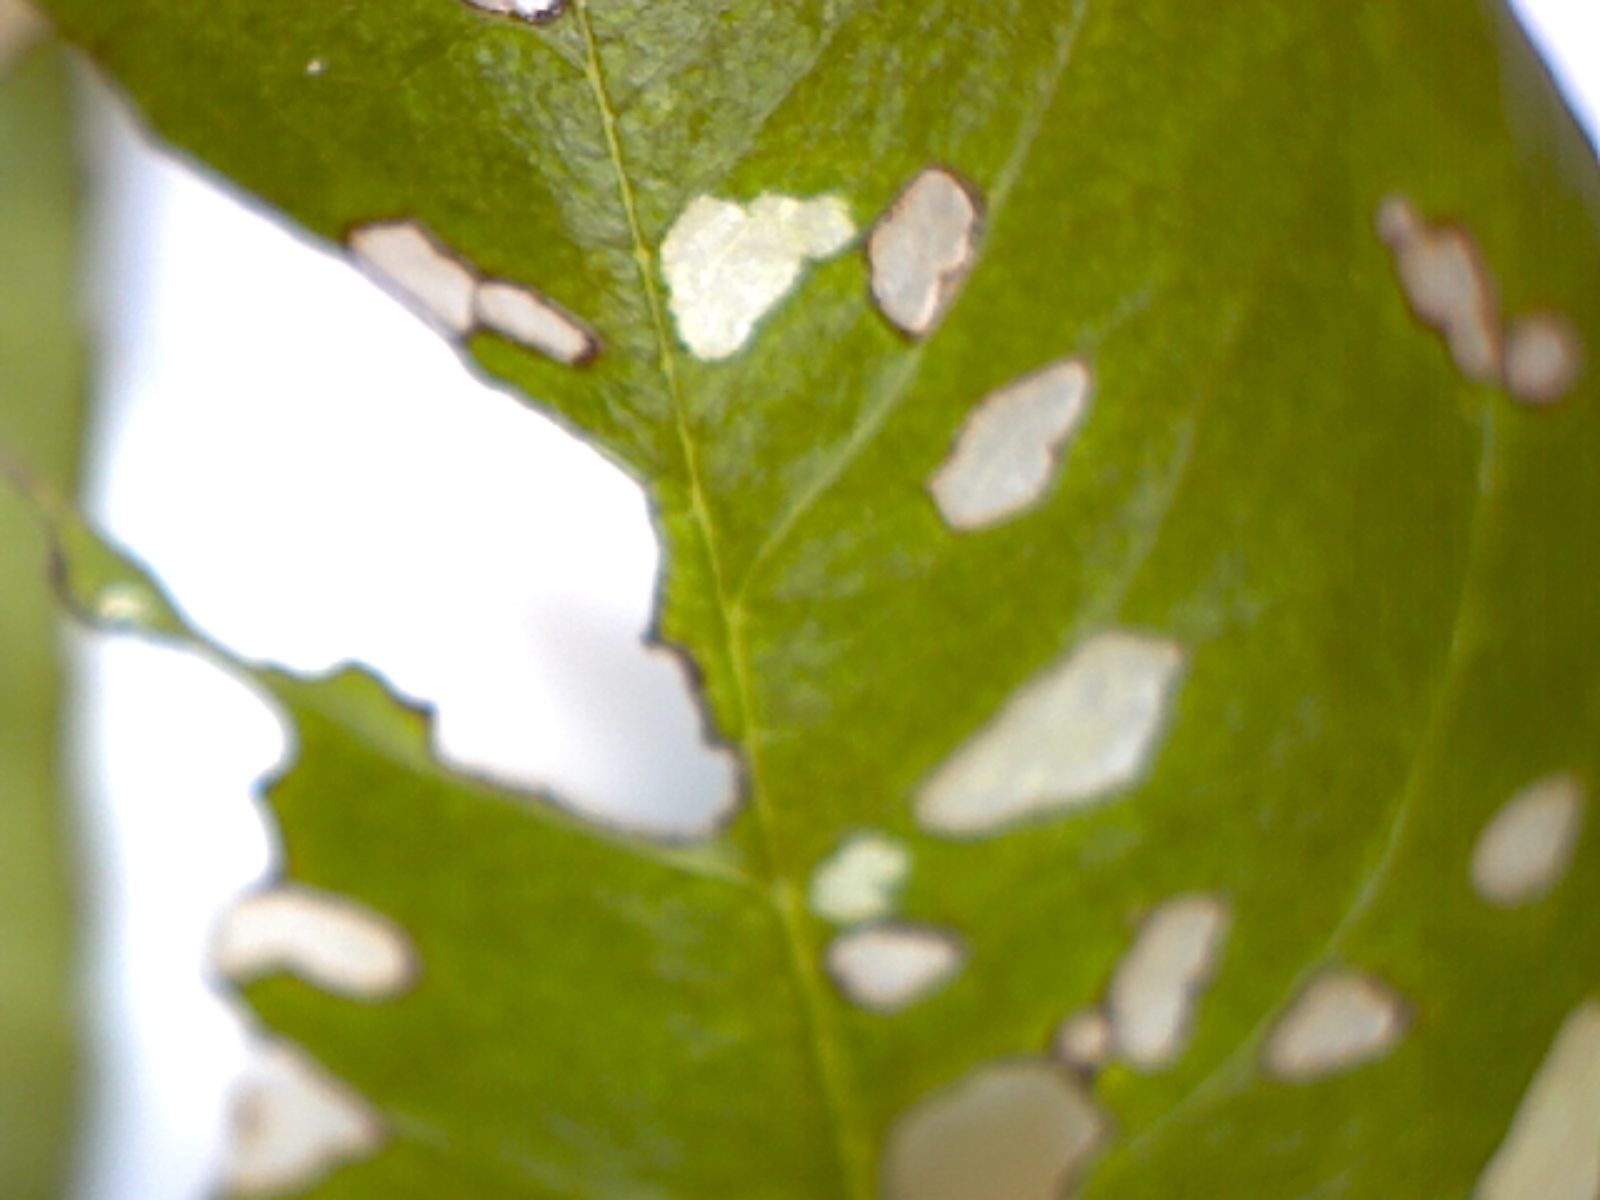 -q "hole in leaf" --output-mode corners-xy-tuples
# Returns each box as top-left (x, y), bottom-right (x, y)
(1474, 1000), (1600, 1200)
(883, 1059), (1108, 1200)
(1376, 195), (1502, 383)
(928, 358), (1093, 532)
(868, 166), (983, 339)
(1053, 1010), (1113, 1075)
(224, 1039), (384, 1197)
(1503, 312), (1584, 405)
(915, 630), (1187, 837)
(825, 923), (965, 1014)
(1263, 968), (1409, 1083)
(1106, 893), (1231, 1071)
(213, 884), (418, 1001)
(74, 91), (741, 1195)
(1471, 772), (1585, 908)
(348, 220), (477, 337)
